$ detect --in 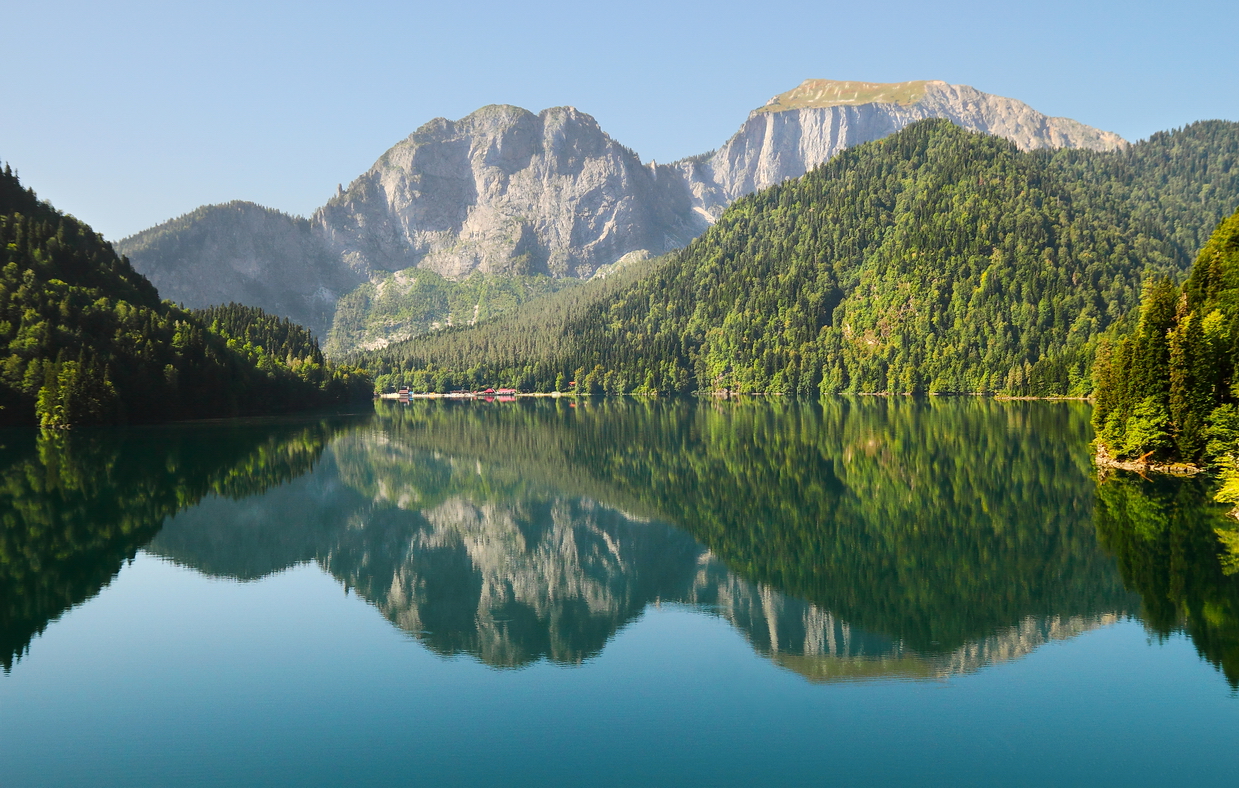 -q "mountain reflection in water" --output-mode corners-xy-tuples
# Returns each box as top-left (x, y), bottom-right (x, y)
(4, 398), (1238, 686)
